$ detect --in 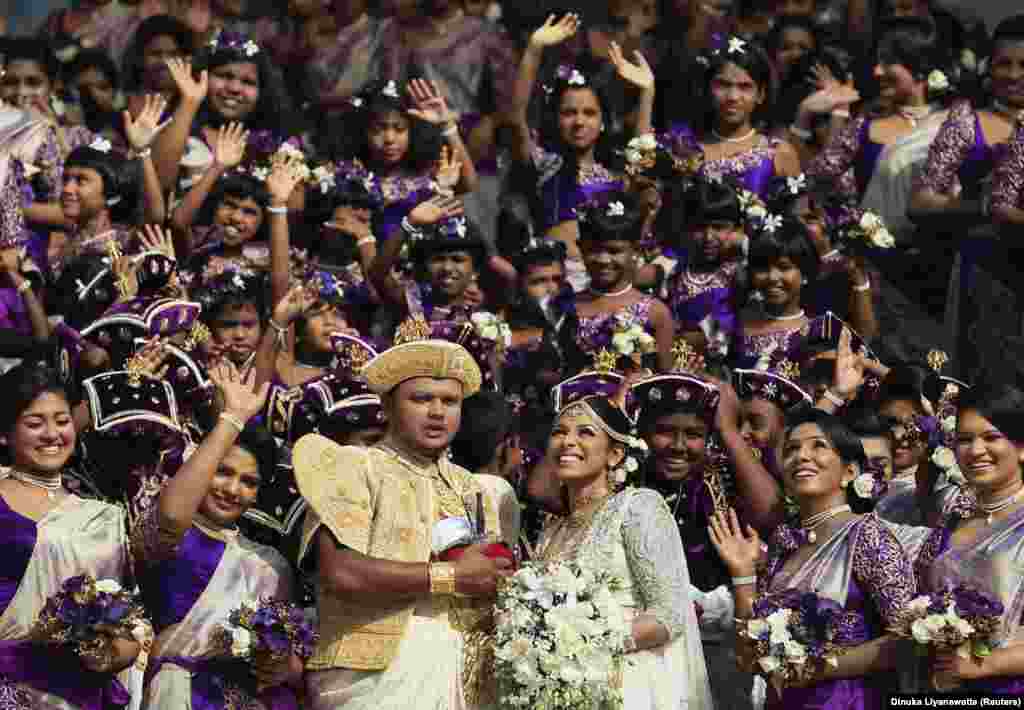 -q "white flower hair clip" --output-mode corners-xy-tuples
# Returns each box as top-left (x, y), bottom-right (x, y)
(89, 136), (113, 153)
(927, 69), (950, 93)
(728, 37), (747, 55)
(606, 201), (625, 217)
(350, 96), (363, 108)
(242, 40), (260, 57)
(381, 81), (400, 99)
(786, 174), (807, 195)
(762, 214), (783, 234)
(567, 69), (586, 87)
